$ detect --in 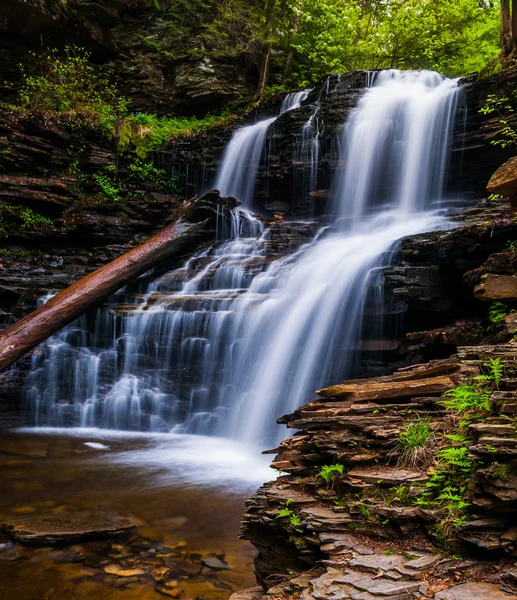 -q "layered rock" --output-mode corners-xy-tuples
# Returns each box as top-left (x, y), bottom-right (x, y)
(239, 345), (517, 600)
